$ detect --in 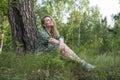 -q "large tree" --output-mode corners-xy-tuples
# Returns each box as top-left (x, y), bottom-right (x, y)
(8, 0), (38, 54)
